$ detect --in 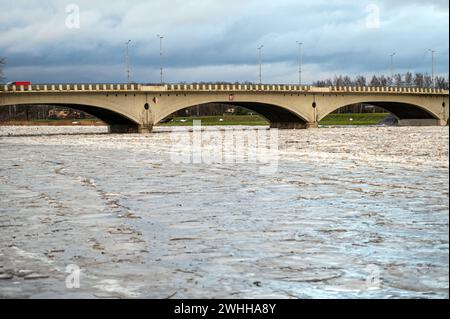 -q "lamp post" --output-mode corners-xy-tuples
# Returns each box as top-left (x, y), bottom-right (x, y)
(125, 40), (132, 83)
(157, 35), (164, 84)
(389, 52), (396, 79)
(297, 41), (303, 85)
(258, 45), (264, 84)
(428, 49), (436, 87)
